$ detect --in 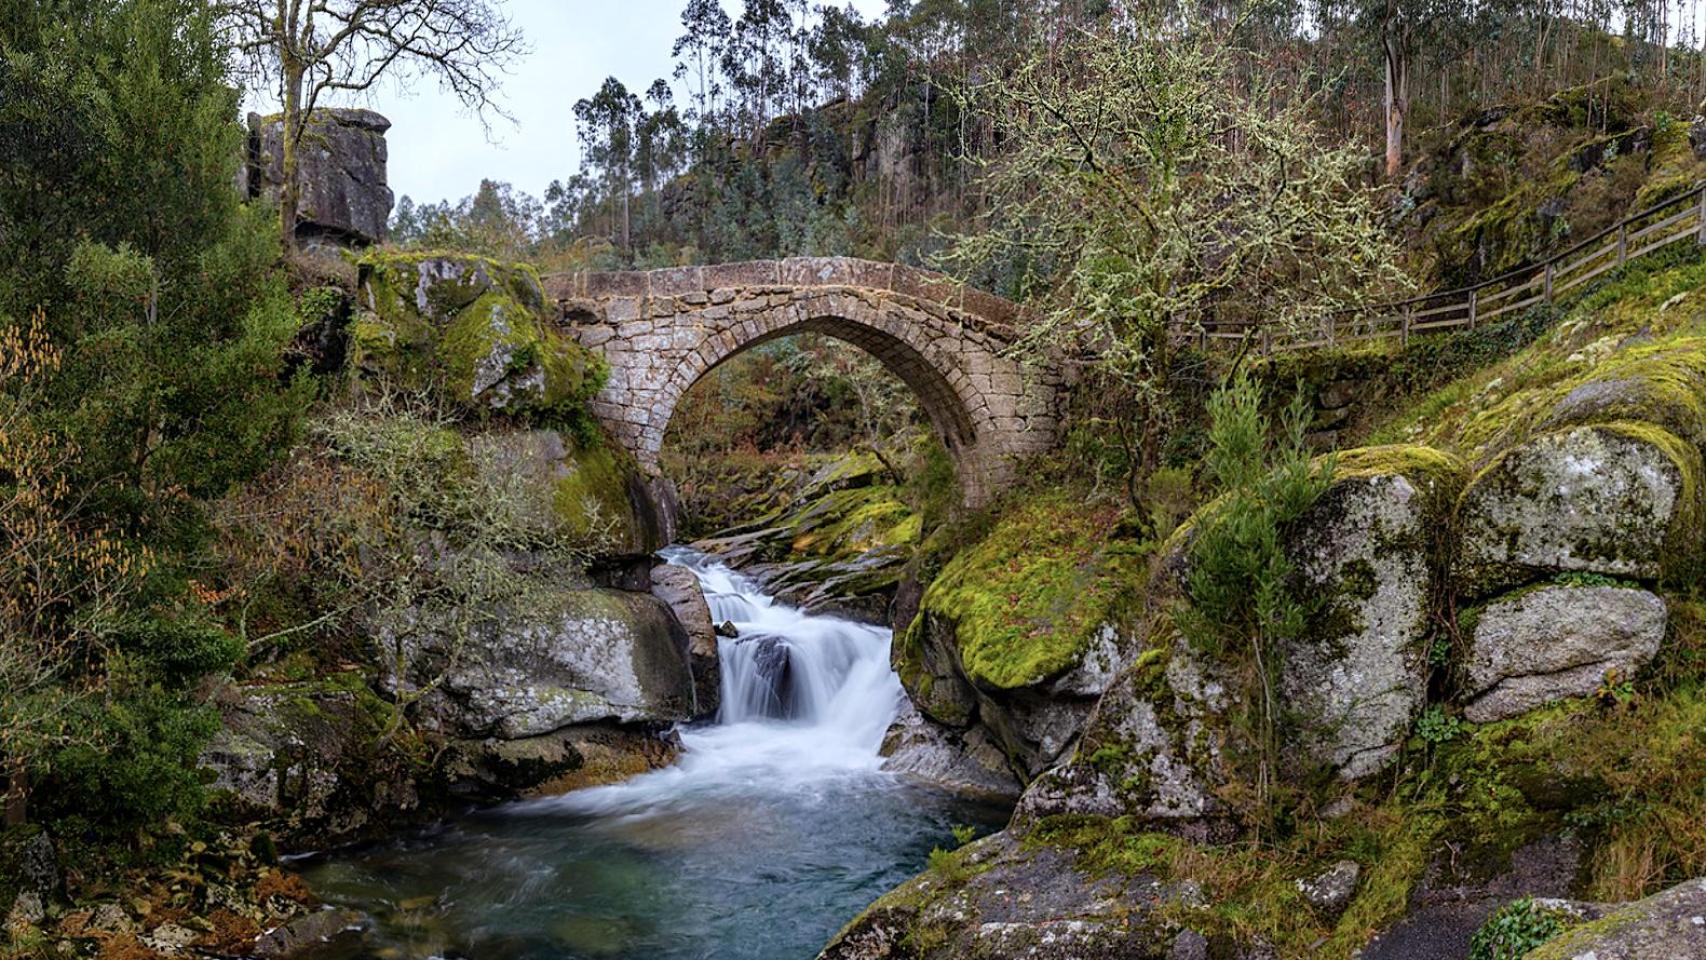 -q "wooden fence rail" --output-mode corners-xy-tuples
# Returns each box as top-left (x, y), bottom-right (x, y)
(1201, 182), (1706, 356)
